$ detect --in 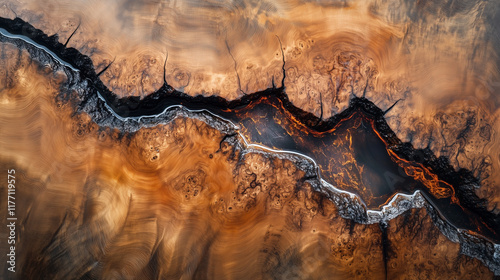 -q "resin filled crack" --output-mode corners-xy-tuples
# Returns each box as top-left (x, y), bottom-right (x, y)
(1, 16), (500, 275)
